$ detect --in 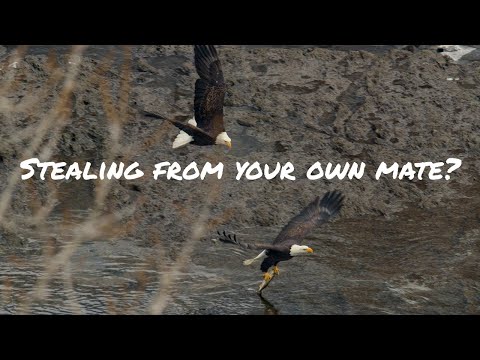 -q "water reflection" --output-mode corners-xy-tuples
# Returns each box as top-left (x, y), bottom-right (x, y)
(0, 200), (479, 314)
(258, 294), (279, 315)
